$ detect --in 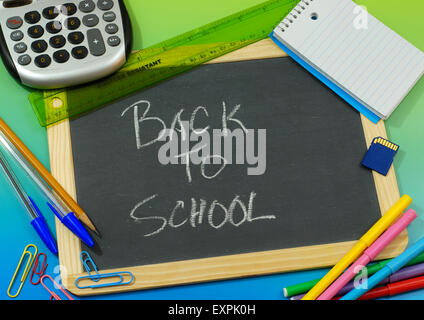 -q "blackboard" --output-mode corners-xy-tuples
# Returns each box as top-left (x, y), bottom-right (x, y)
(49, 40), (406, 295)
